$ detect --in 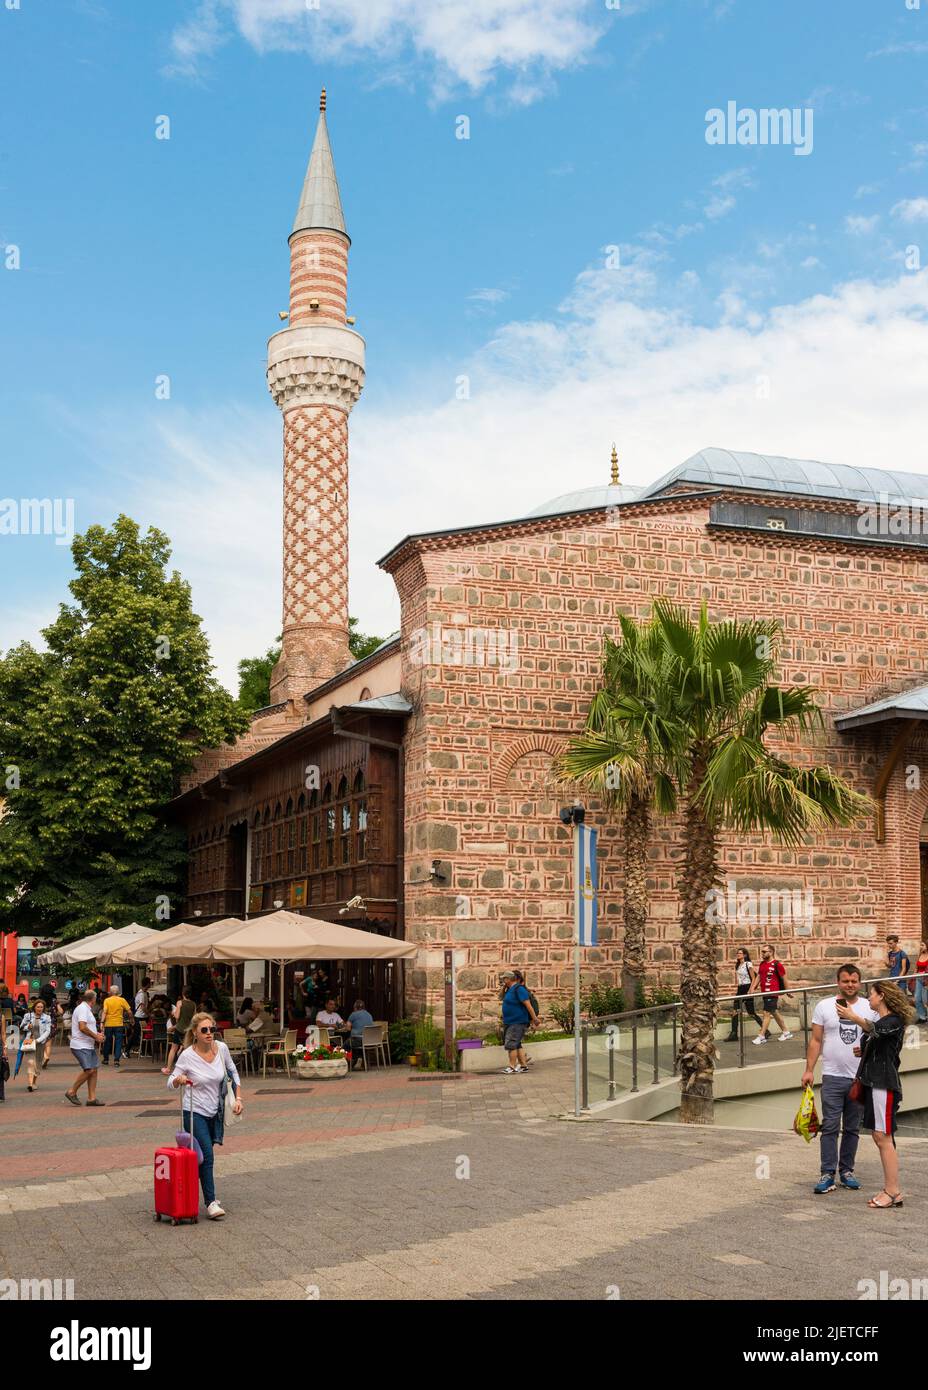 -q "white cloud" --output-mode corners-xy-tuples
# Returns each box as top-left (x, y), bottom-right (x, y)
(469, 287), (510, 304)
(55, 264), (925, 693)
(166, 0), (606, 97)
(703, 166), (754, 221)
(845, 214), (880, 235)
(892, 197), (928, 223)
(868, 41), (928, 59)
(800, 256), (822, 269)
